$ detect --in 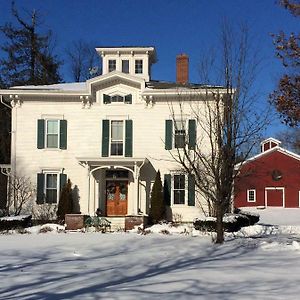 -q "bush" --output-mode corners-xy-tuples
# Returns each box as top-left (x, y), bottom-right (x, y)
(194, 212), (259, 233)
(57, 179), (73, 222)
(0, 215), (32, 231)
(234, 208), (260, 225)
(149, 170), (165, 224)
